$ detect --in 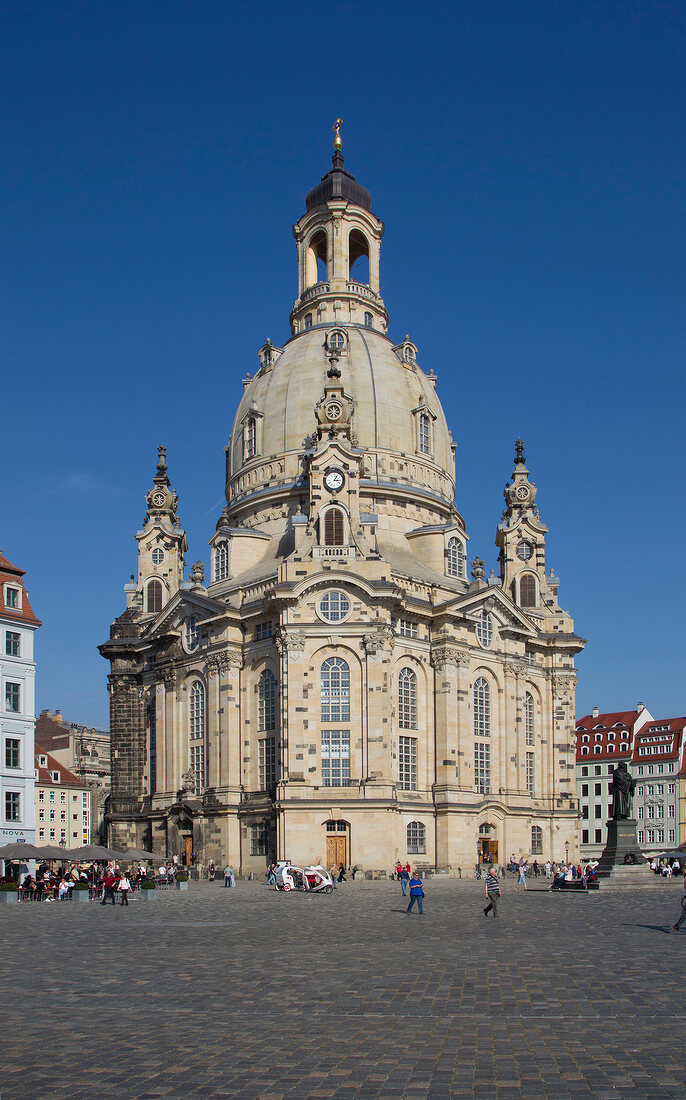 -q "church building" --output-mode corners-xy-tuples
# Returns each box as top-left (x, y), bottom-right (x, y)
(101, 136), (585, 874)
